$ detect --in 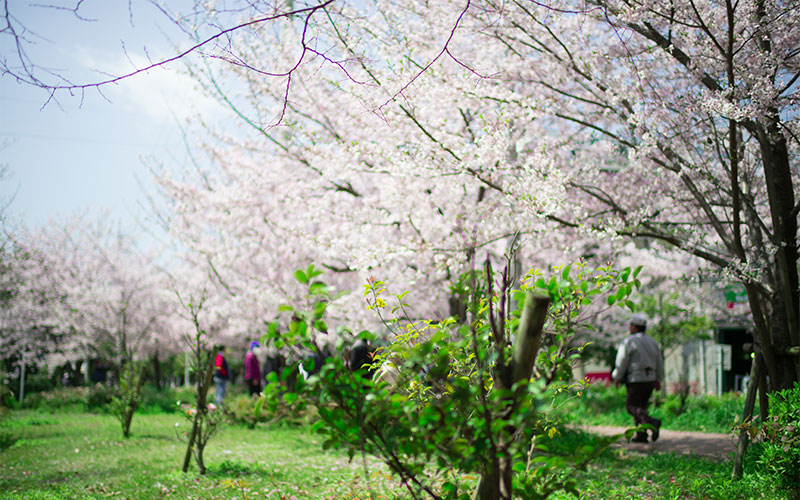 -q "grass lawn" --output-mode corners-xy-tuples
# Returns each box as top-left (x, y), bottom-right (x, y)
(545, 429), (775, 499)
(0, 409), (781, 499)
(0, 410), (407, 499)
